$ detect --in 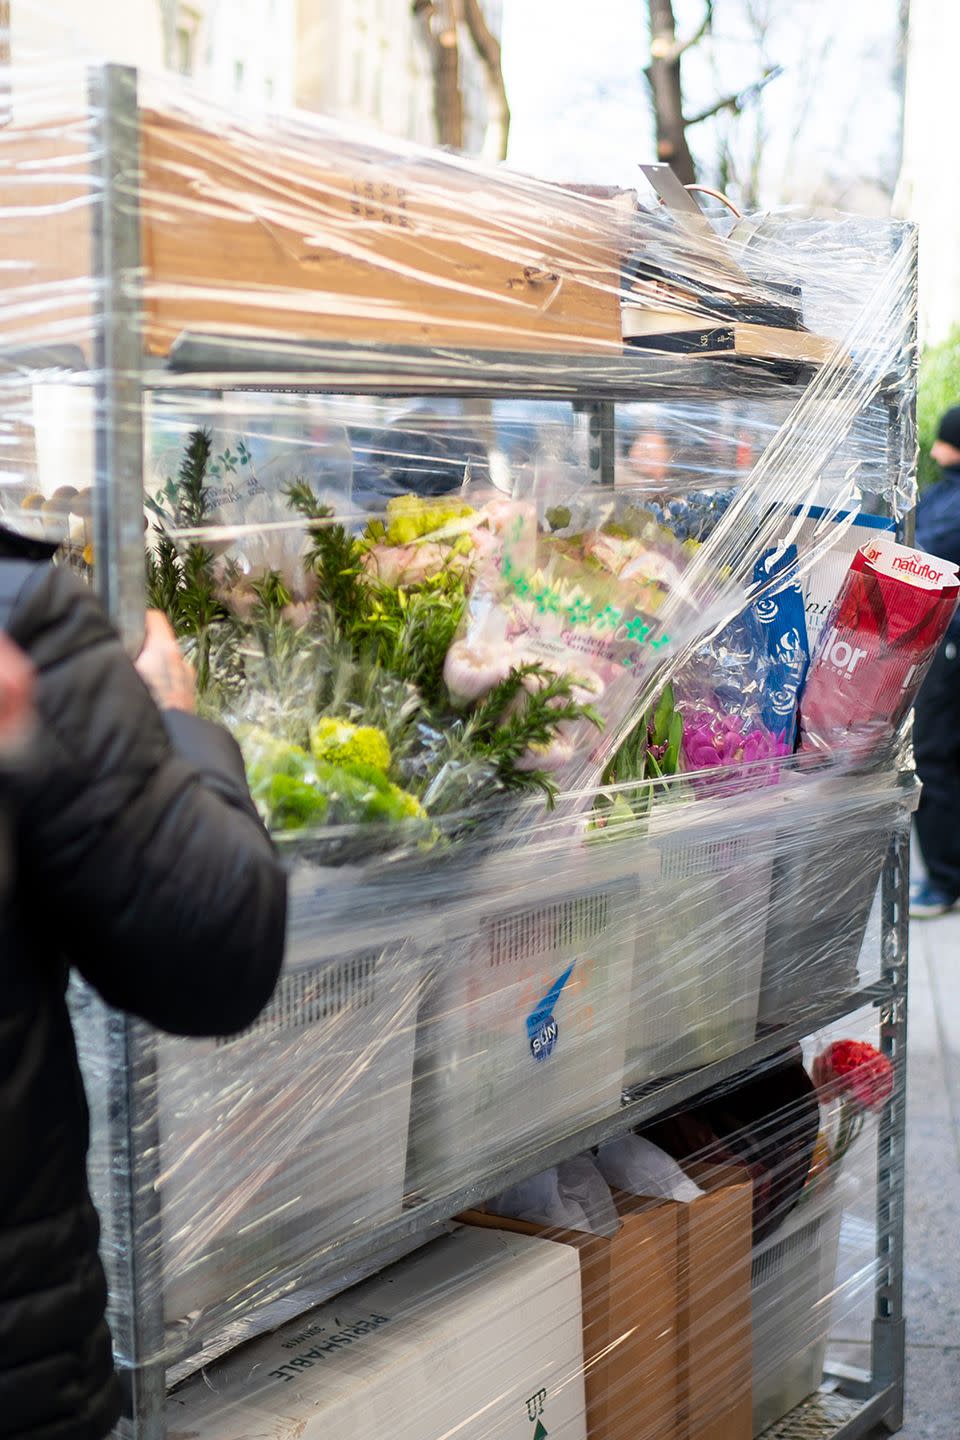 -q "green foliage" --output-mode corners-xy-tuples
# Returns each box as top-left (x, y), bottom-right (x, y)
(593, 683), (683, 832)
(918, 328), (960, 491)
(462, 663), (602, 804)
(286, 477), (467, 707)
(285, 478), (368, 622)
(352, 572), (467, 708)
(145, 428), (239, 697)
